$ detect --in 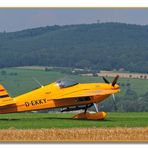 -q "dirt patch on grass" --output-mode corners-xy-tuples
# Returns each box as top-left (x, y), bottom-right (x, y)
(0, 128), (147, 142)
